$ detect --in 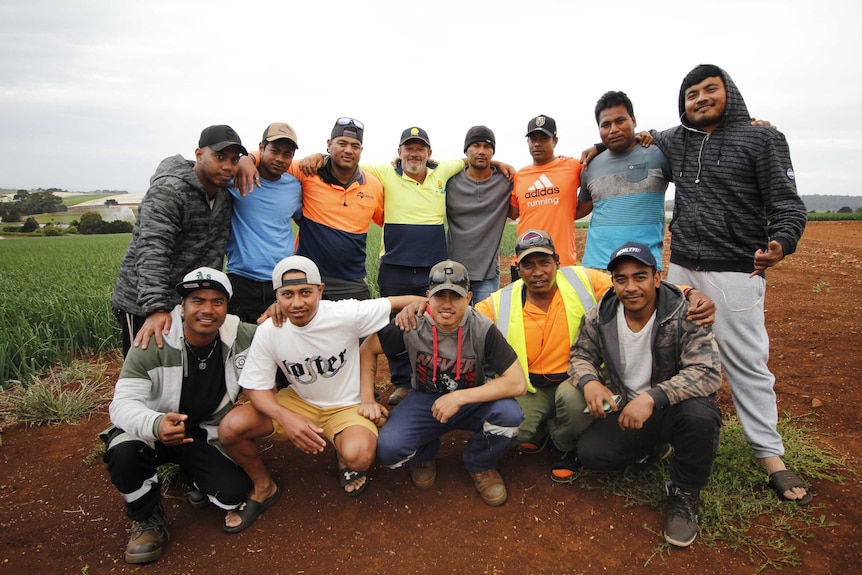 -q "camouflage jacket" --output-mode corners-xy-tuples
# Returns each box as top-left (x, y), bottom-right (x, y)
(112, 155), (233, 316)
(569, 282), (720, 409)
